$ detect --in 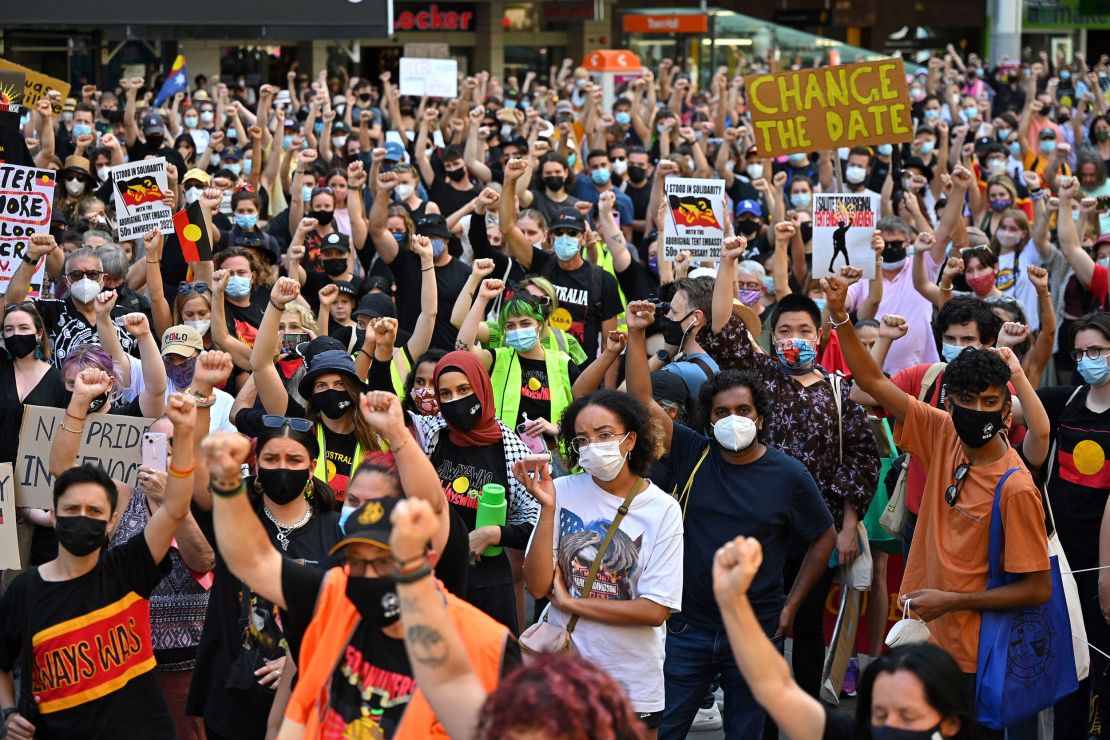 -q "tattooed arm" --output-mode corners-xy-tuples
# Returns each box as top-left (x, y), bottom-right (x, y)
(392, 499), (488, 740)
